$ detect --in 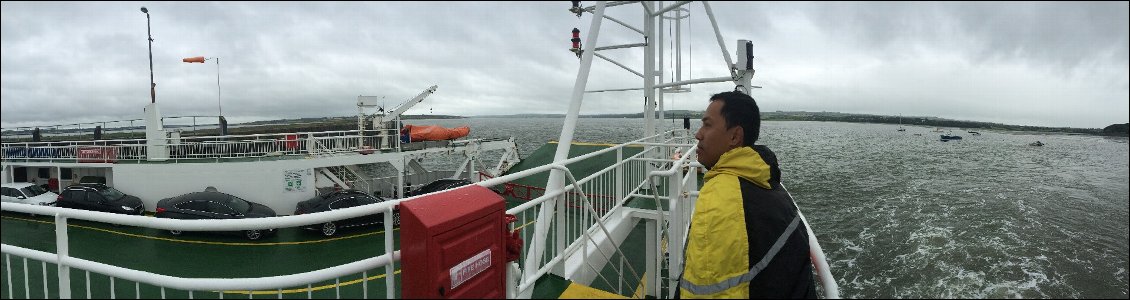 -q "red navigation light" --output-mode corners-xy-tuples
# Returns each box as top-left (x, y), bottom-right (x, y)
(571, 28), (581, 50)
